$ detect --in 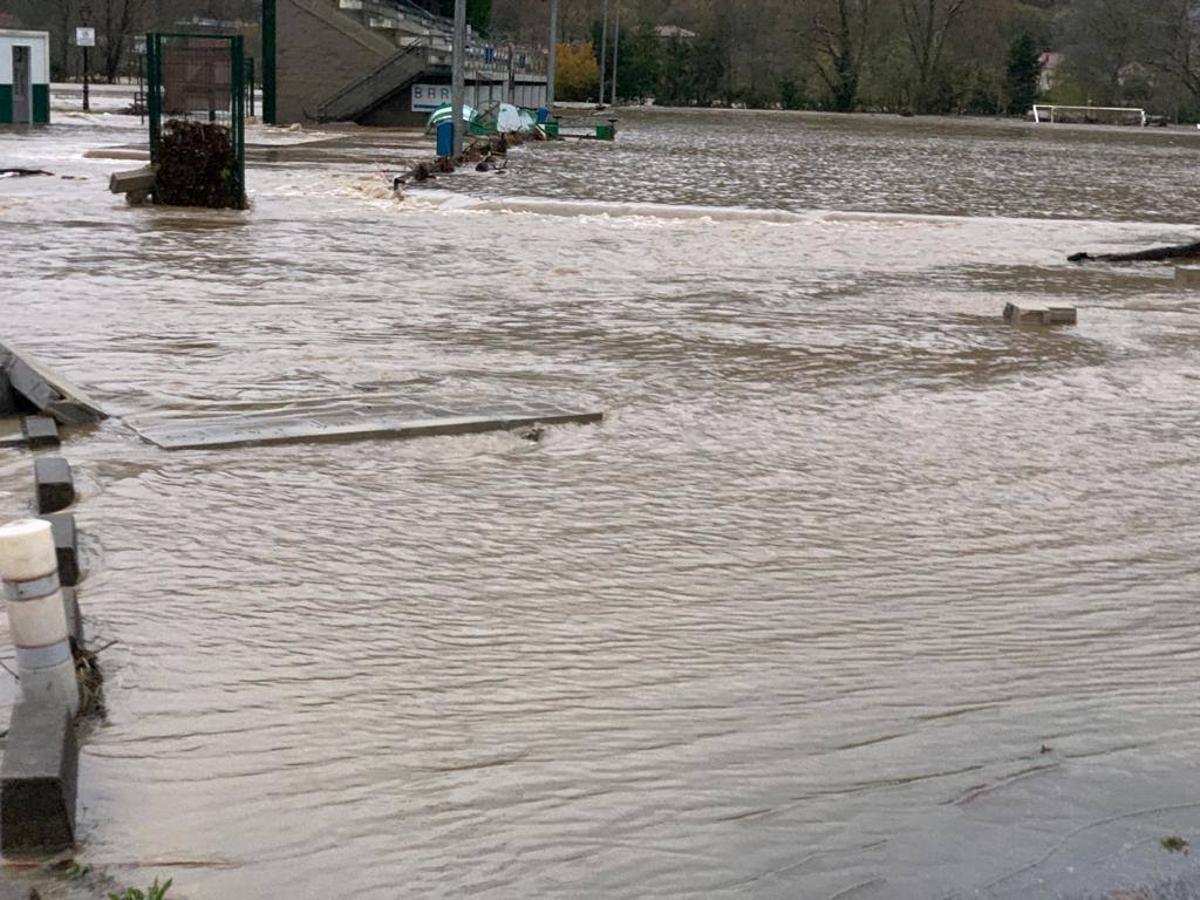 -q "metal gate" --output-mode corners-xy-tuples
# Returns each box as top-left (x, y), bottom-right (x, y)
(146, 33), (246, 208)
